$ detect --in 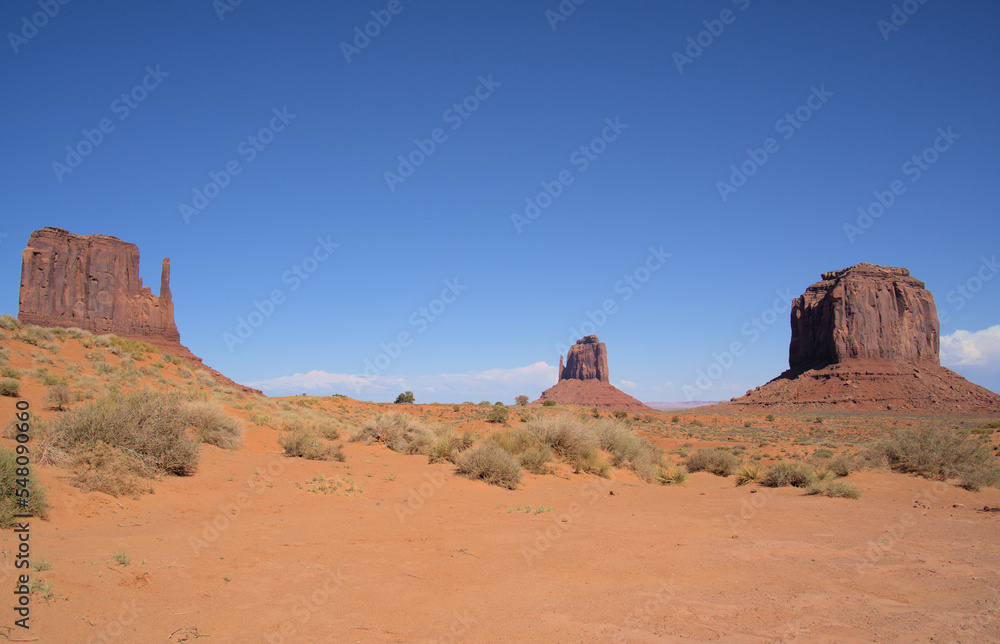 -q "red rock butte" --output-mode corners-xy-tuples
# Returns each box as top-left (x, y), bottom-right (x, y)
(535, 335), (651, 412)
(722, 263), (1000, 412)
(18, 227), (259, 394)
